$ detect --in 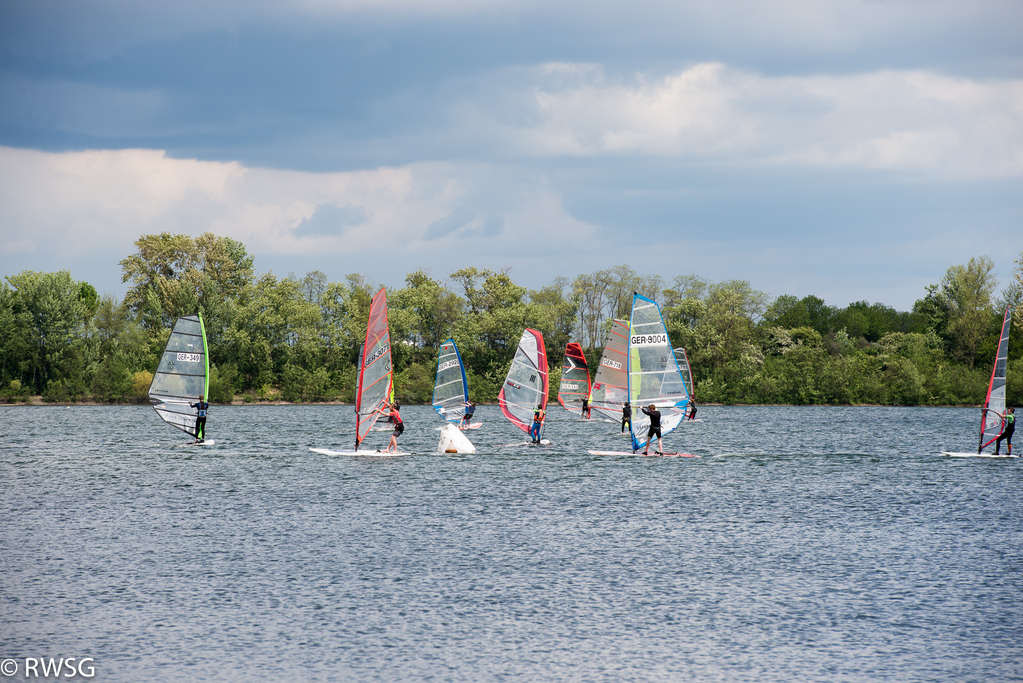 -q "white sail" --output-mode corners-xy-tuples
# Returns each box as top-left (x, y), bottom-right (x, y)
(433, 339), (468, 422)
(149, 314), (208, 436)
(590, 319), (629, 420)
(628, 294), (689, 450)
(498, 329), (548, 433)
(979, 306), (1012, 452)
